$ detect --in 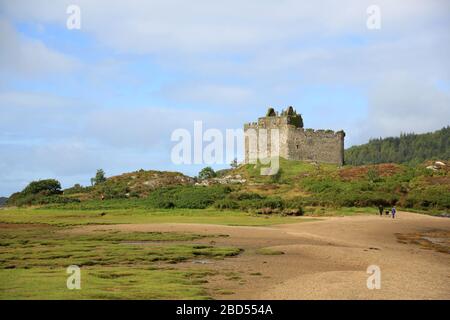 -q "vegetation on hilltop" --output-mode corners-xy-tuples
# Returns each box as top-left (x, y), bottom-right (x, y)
(4, 156), (449, 215)
(6, 170), (196, 207)
(345, 126), (450, 165)
(89, 169), (195, 200)
(6, 179), (74, 207)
